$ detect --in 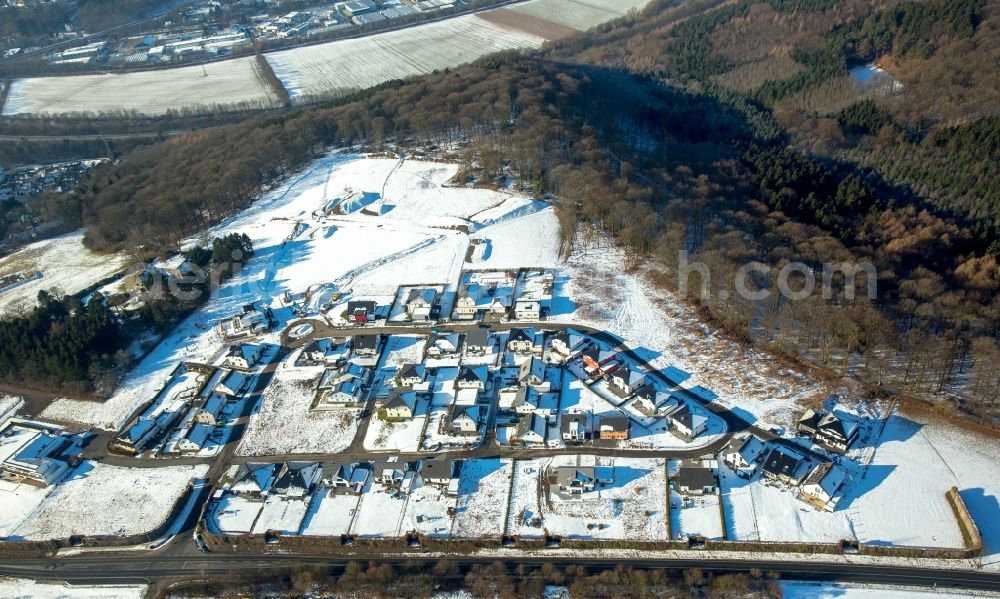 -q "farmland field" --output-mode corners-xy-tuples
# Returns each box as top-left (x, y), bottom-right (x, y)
(266, 15), (544, 102)
(2, 56), (281, 117)
(509, 0), (653, 32)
